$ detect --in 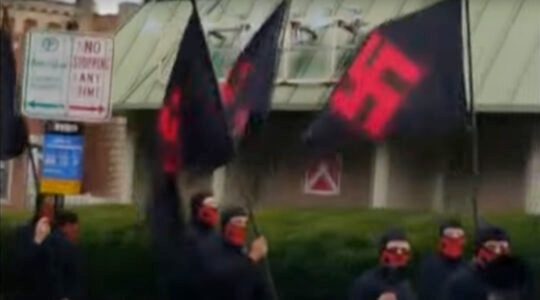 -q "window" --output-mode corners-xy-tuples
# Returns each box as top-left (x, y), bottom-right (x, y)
(23, 18), (38, 34)
(0, 161), (11, 204)
(47, 22), (61, 30)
